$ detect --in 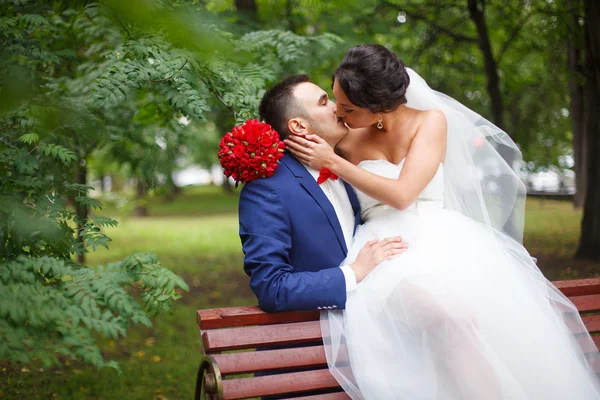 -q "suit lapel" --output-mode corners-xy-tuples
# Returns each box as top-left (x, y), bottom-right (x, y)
(343, 180), (361, 235)
(281, 154), (348, 254)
